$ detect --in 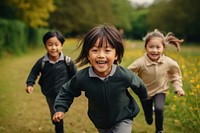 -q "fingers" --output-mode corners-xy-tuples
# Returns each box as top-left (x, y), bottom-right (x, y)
(26, 86), (33, 93)
(53, 112), (64, 122)
(177, 90), (185, 96)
